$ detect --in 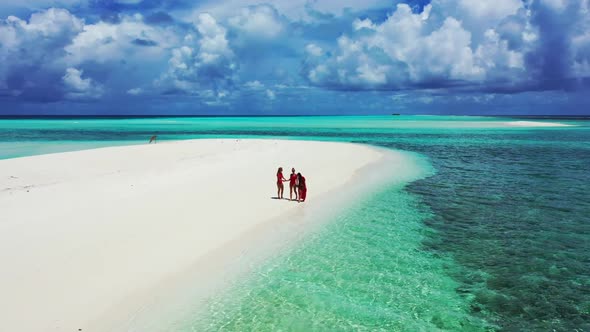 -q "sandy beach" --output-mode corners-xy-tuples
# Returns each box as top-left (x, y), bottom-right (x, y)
(503, 120), (573, 127)
(0, 139), (405, 331)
